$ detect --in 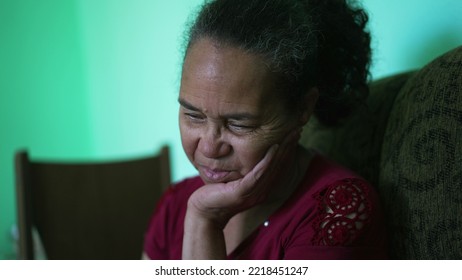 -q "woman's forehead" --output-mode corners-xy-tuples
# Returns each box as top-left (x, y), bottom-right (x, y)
(183, 39), (270, 81)
(181, 39), (282, 104)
